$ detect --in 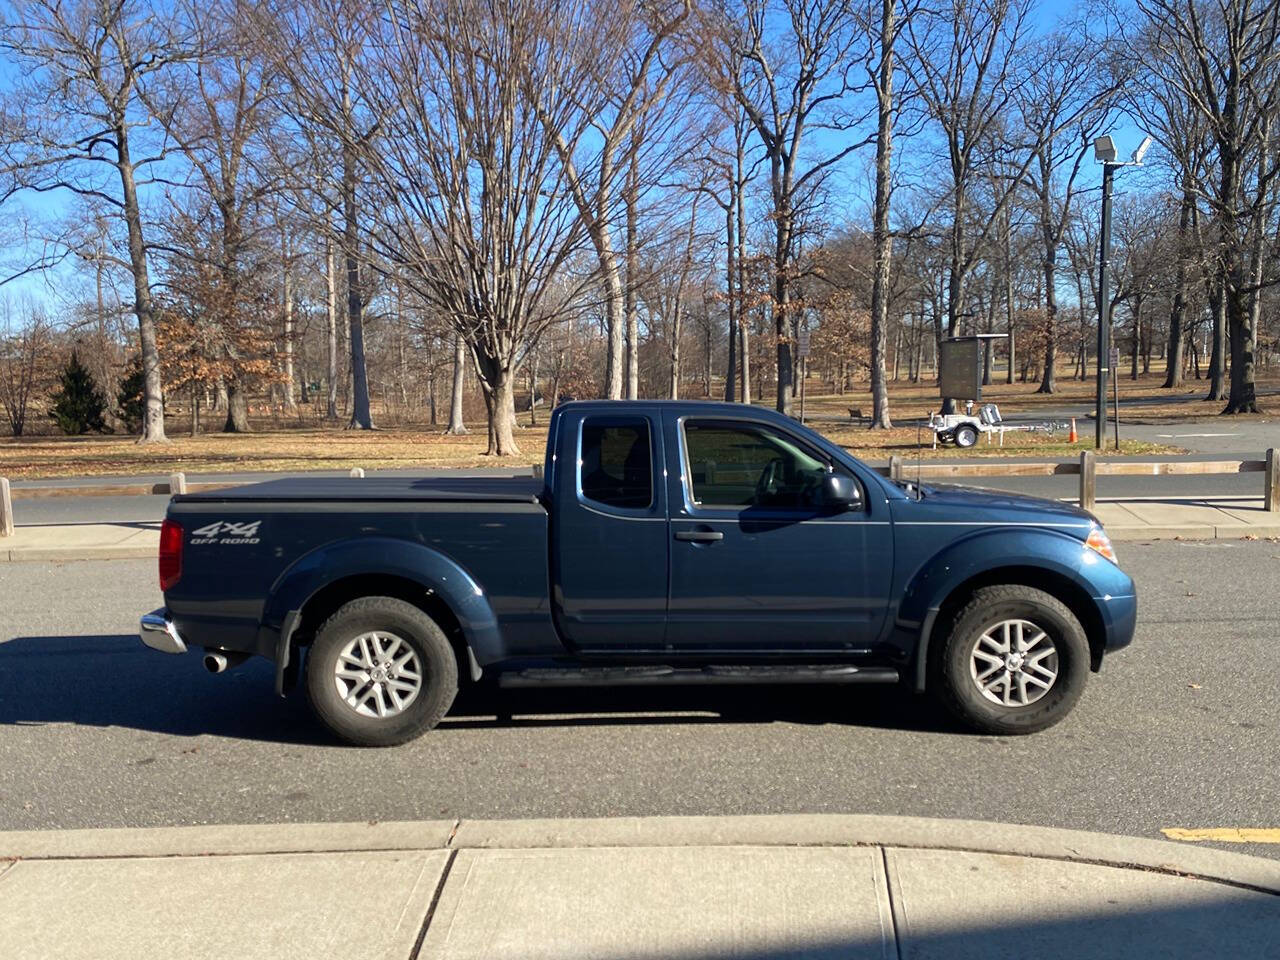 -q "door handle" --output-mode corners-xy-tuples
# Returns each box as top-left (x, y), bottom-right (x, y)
(675, 529), (724, 543)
